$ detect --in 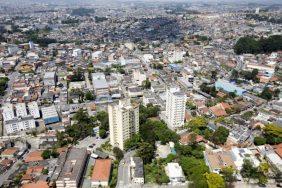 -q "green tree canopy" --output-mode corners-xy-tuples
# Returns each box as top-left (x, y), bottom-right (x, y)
(113, 147), (124, 161)
(205, 172), (226, 188)
(136, 142), (155, 164)
(263, 123), (282, 144)
(210, 126), (229, 145)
